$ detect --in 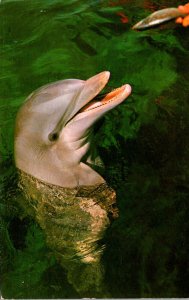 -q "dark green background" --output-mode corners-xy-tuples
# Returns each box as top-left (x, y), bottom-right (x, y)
(1, 0), (189, 298)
